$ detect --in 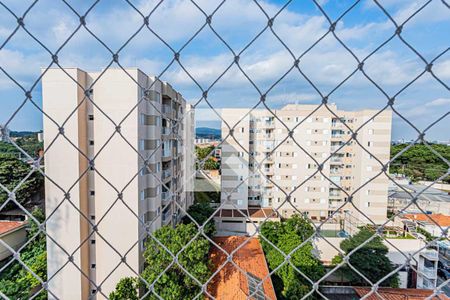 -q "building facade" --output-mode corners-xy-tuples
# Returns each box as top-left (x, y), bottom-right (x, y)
(42, 68), (194, 299)
(220, 104), (392, 225)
